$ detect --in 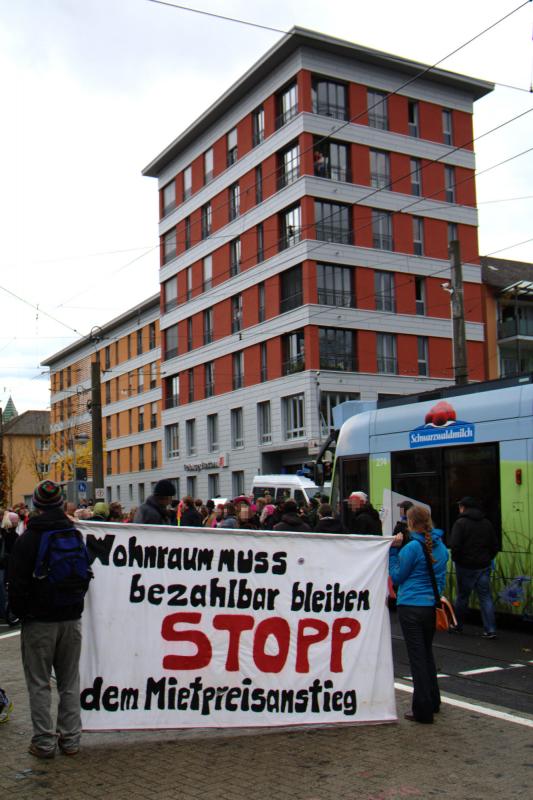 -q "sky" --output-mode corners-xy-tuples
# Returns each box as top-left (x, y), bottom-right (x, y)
(0, 0), (532, 414)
